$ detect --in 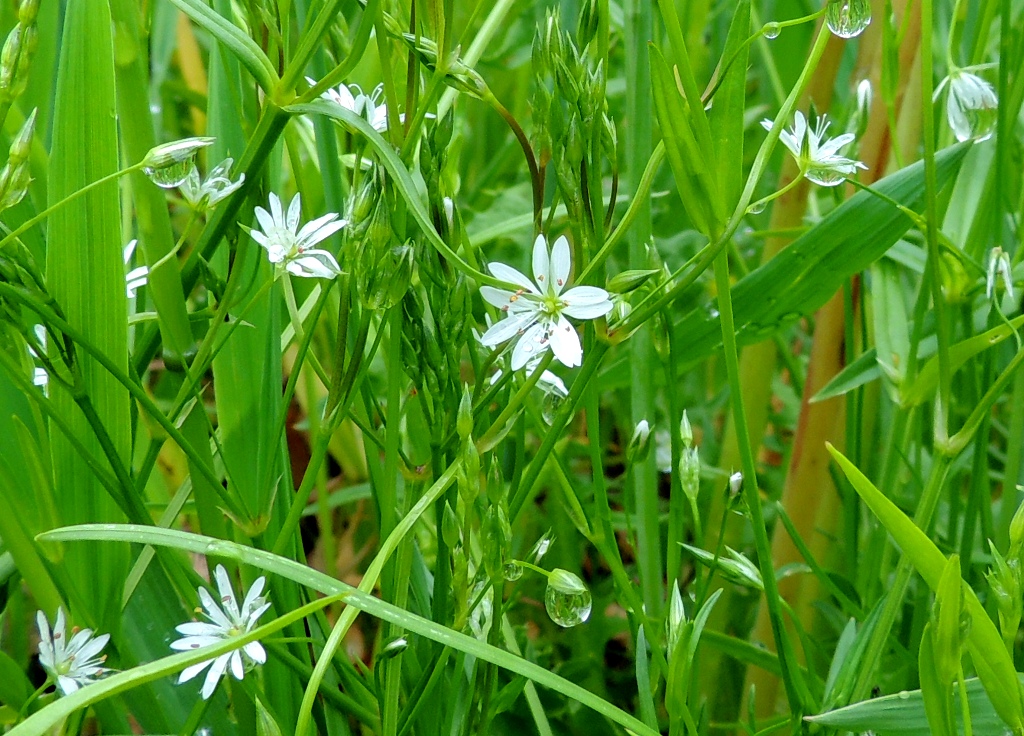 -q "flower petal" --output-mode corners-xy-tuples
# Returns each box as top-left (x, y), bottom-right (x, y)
(201, 654), (230, 700)
(550, 236), (572, 294)
(548, 316), (583, 368)
(230, 650), (245, 680)
(488, 262), (537, 293)
(178, 659), (213, 684)
(244, 641), (267, 664)
(560, 286), (612, 319)
(532, 234), (550, 289)
(510, 322), (548, 370)
(480, 312), (536, 347)
(285, 193), (302, 232)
